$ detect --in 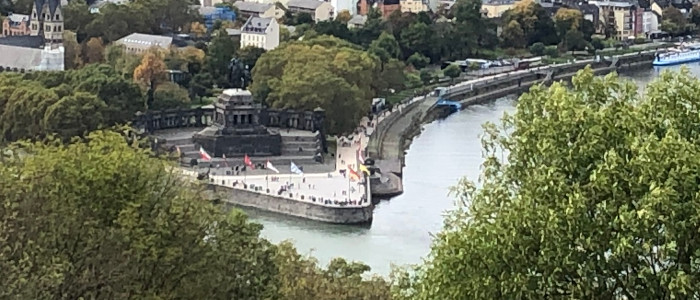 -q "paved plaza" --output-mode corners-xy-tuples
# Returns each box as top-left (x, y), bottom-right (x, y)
(208, 172), (369, 206)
